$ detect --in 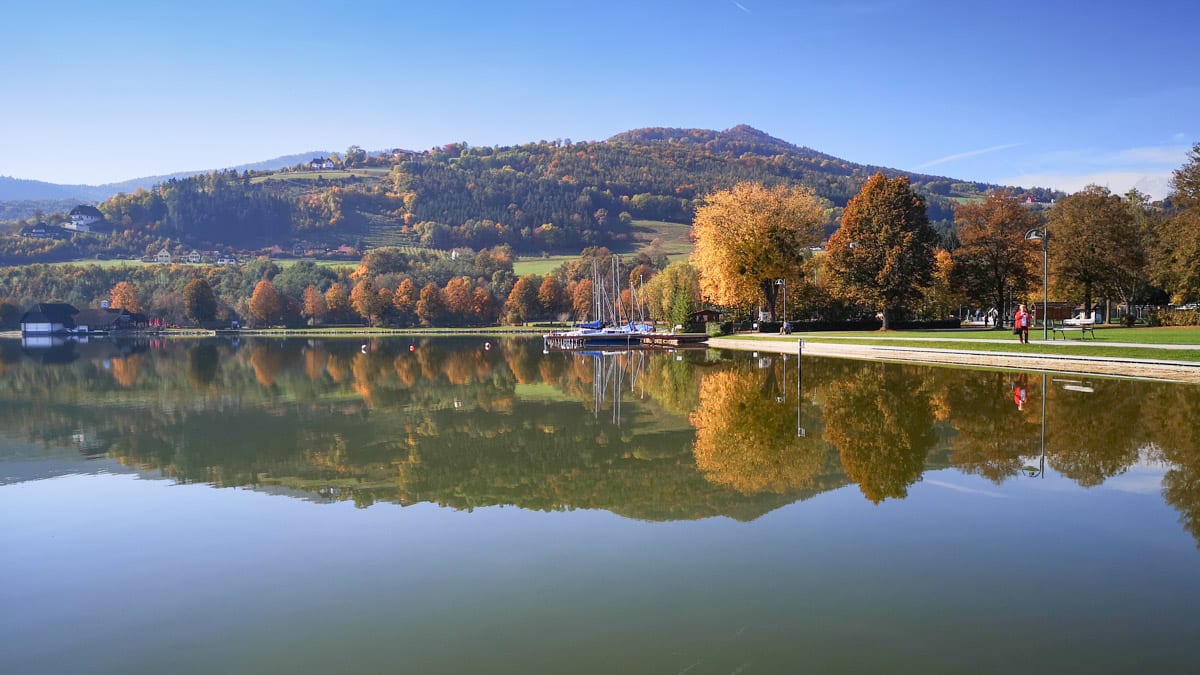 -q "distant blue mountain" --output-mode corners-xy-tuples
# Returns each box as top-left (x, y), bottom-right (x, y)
(0, 151), (330, 203)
